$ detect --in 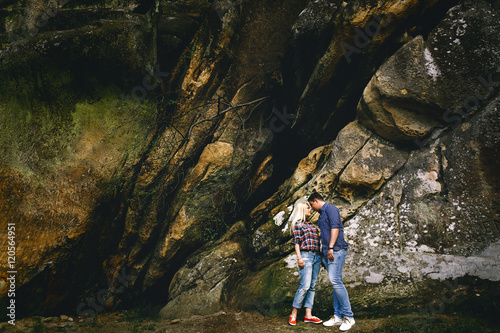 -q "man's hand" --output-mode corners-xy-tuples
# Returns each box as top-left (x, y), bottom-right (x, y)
(298, 258), (305, 268)
(327, 249), (334, 261)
